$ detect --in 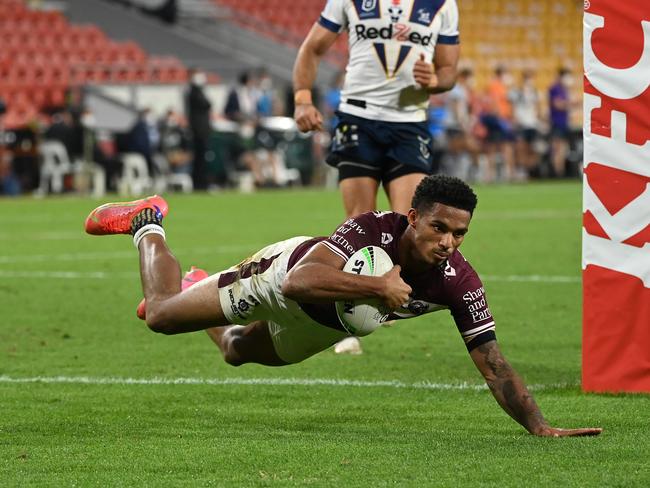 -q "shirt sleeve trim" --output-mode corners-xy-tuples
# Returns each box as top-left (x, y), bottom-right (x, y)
(438, 34), (460, 45)
(466, 331), (496, 352)
(321, 241), (349, 262)
(461, 321), (495, 338)
(318, 15), (342, 33)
